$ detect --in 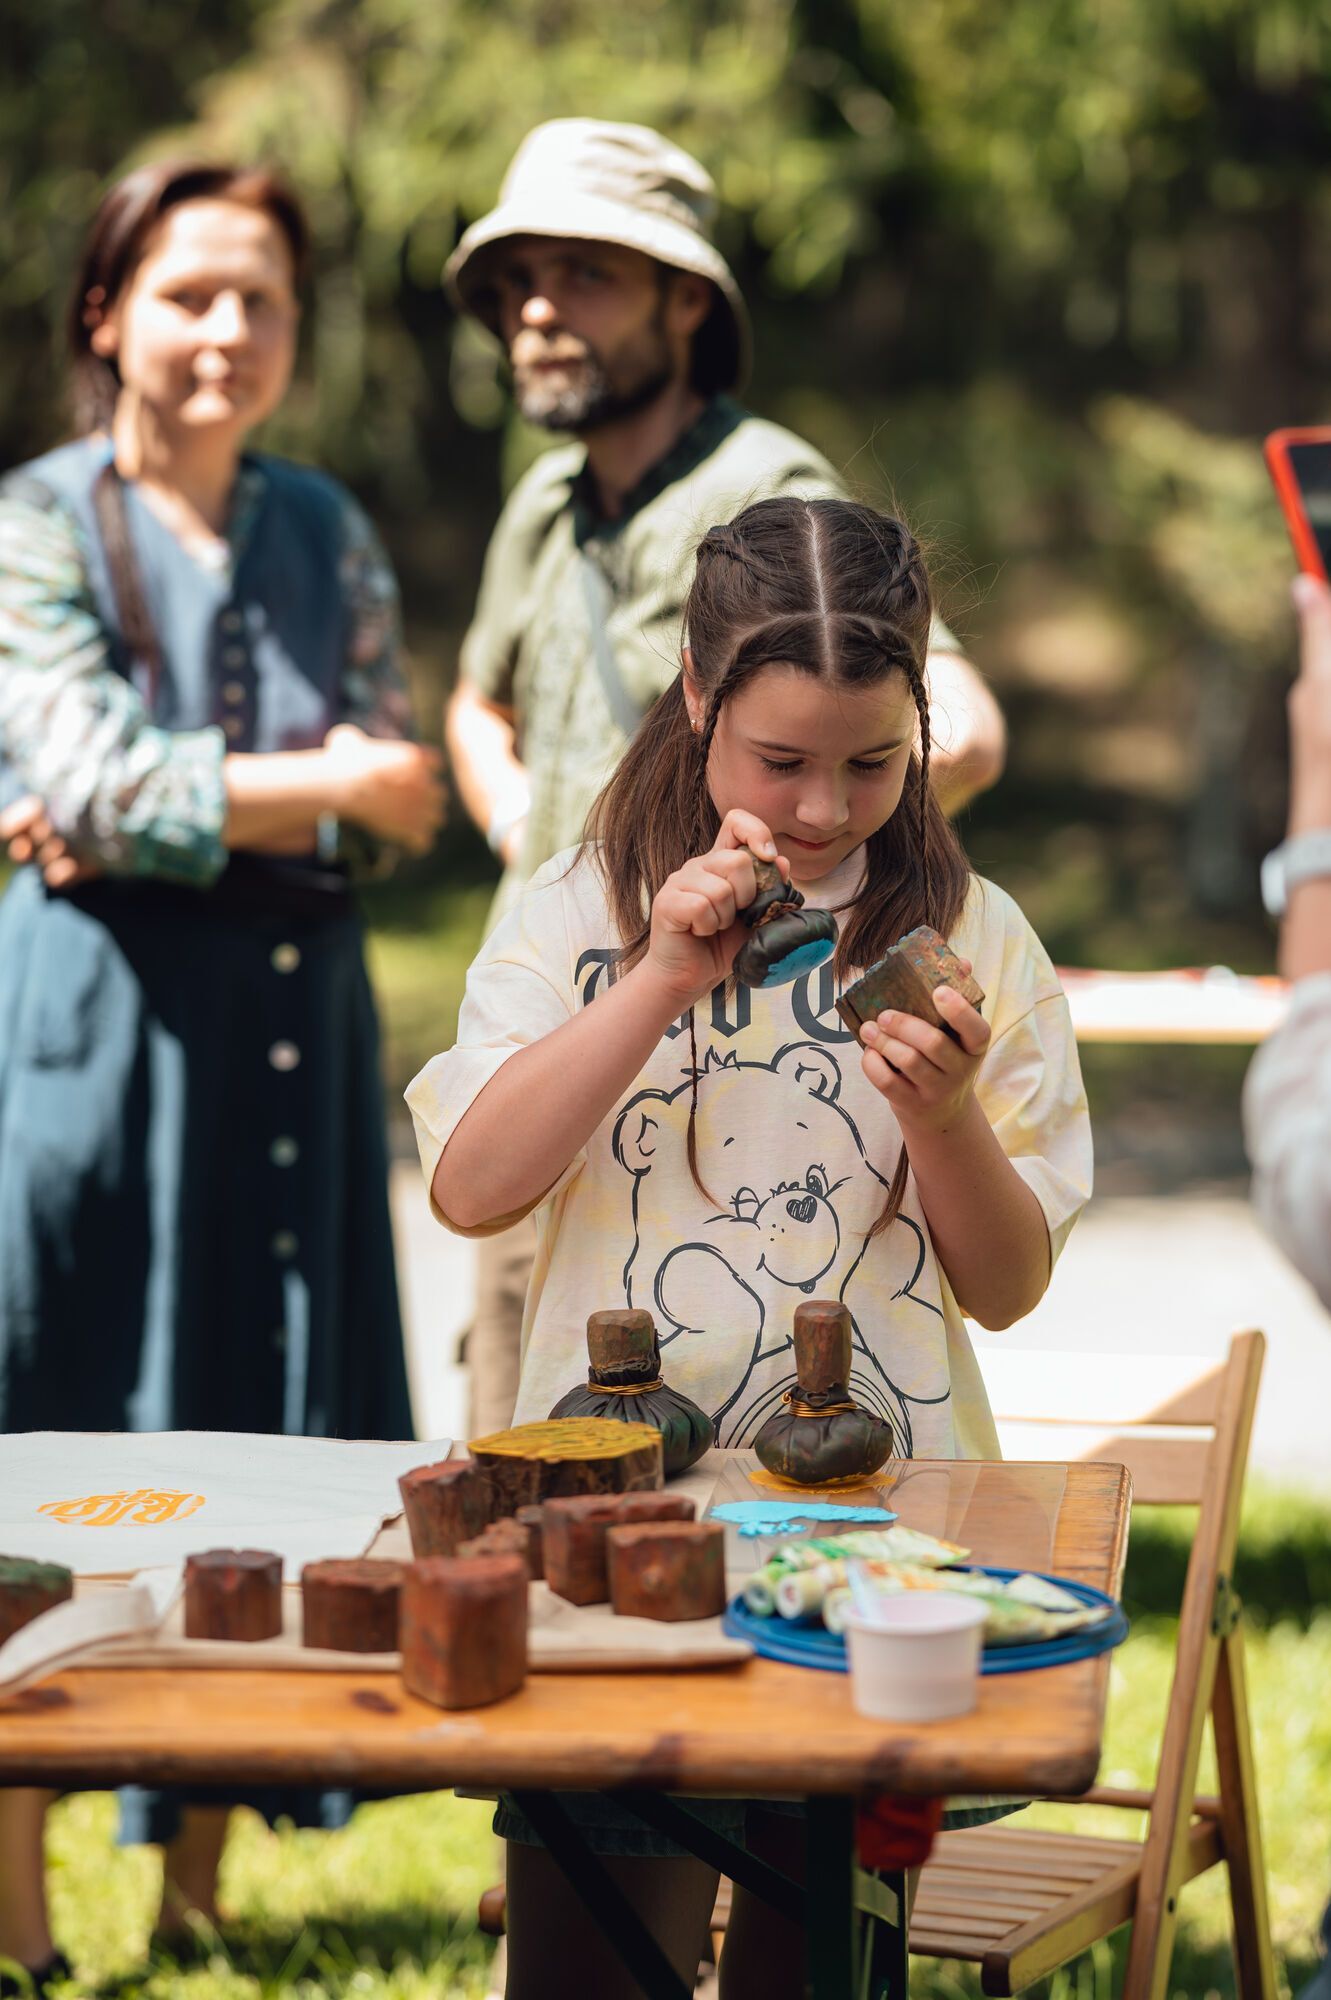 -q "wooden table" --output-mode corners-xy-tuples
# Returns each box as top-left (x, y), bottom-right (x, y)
(1058, 965), (1287, 1044)
(0, 1456), (1132, 1999)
